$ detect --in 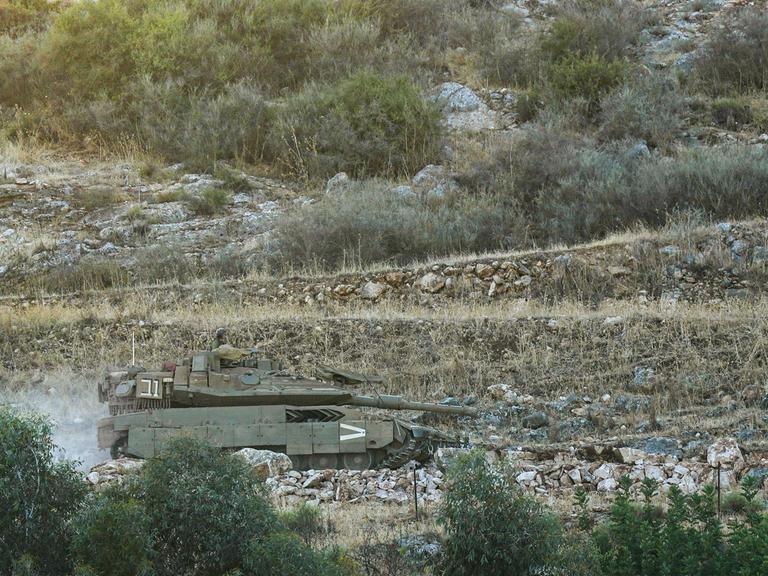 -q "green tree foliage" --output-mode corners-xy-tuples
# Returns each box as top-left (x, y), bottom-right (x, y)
(243, 532), (347, 576)
(71, 487), (154, 576)
(0, 407), (87, 576)
(438, 450), (563, 575)
(139, 438), (278, 576)
(0, 0), (55, 36)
